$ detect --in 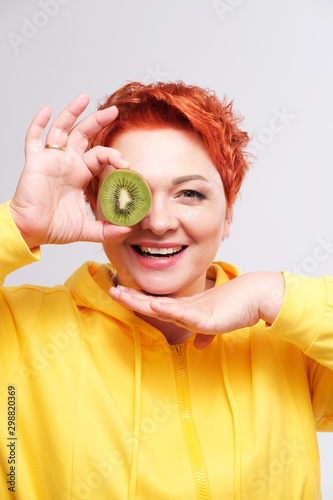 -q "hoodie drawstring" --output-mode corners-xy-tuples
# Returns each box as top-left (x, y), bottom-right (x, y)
(128, 326), (142, 500)
(219, 335), (242, 500)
